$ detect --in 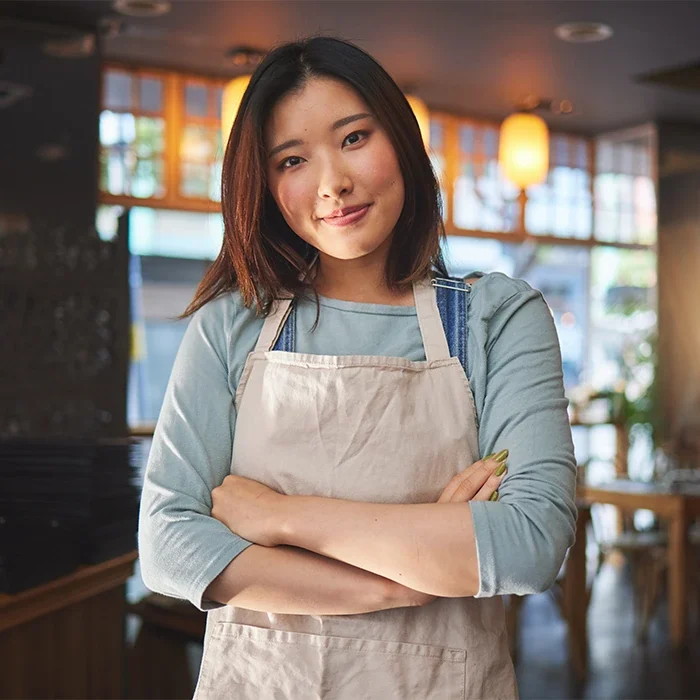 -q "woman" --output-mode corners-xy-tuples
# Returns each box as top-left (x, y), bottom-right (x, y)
(138, 35), (577, 699)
